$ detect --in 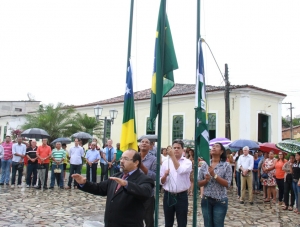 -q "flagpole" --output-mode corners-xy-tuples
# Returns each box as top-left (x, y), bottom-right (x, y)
(126, 0), (134, 63)
(193, 0), (201, 227)
(154, 0), (167, 226)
